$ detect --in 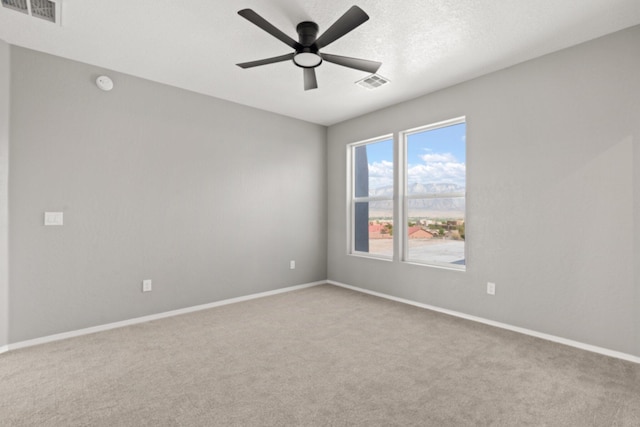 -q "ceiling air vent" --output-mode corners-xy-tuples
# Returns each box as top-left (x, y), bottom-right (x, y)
(30, 0), (55, 22)
(356, 74), (390, 90)
(1, 0), (28, 14)
(2, 0), (60, 24)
